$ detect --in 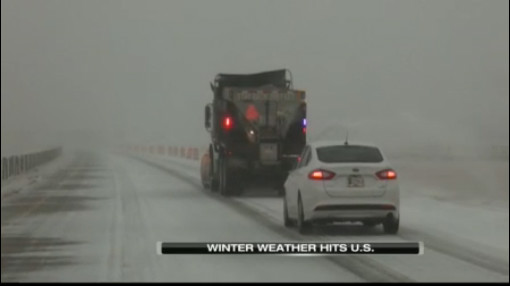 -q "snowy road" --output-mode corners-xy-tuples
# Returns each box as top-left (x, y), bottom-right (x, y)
(1, 151), (508, 282)
(1, 152), (362, 282)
